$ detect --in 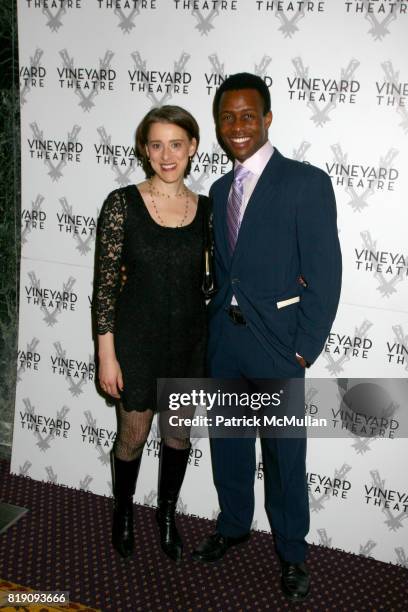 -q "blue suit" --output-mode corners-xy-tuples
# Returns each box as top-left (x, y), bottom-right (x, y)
(207, 148), (342, 562)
